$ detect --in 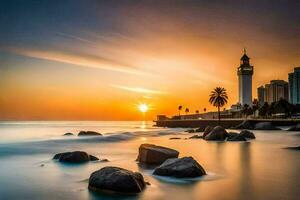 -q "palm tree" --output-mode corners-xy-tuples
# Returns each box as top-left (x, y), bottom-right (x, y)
(209, 87), (228, 124)
(185, 108), (189, 115)
(178, 105), (182, 116)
